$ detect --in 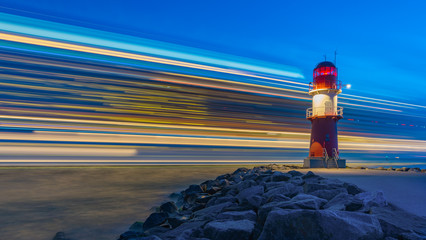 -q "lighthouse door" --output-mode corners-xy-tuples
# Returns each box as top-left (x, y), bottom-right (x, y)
(325, 101), (332, 115)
